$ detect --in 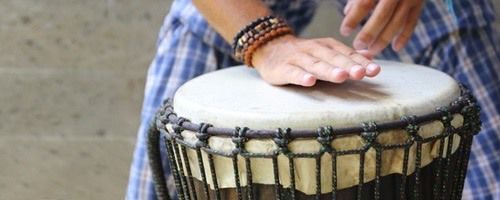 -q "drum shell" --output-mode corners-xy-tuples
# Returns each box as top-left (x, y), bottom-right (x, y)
(150, 62), (482, 200)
